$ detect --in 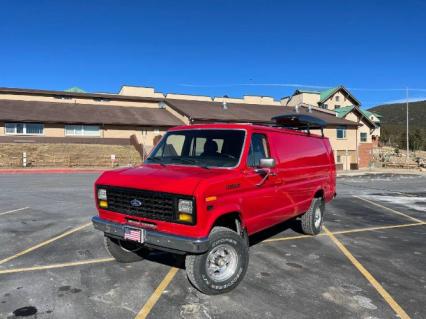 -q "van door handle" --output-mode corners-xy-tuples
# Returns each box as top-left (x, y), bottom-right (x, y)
(255, 169), (276, 187)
